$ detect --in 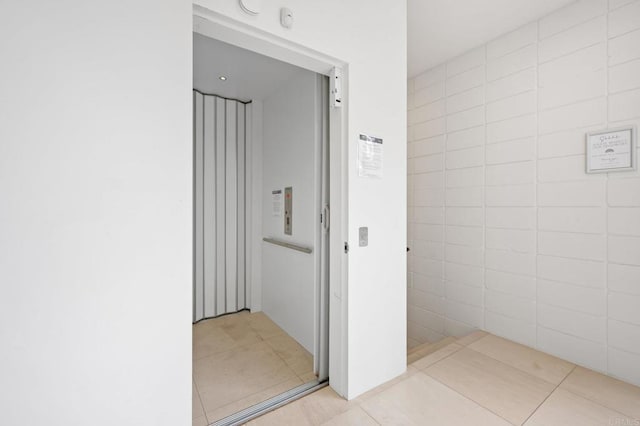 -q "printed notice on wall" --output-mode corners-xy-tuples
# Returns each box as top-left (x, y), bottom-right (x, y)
(586, 127), (636, 173)
(358, 133), (383, 178)
(272, 190), (282, 217)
